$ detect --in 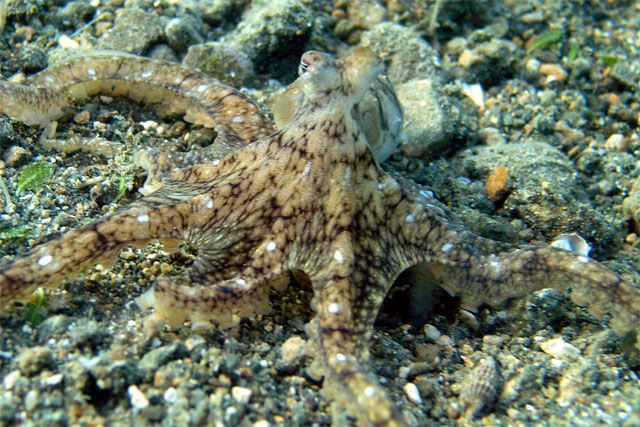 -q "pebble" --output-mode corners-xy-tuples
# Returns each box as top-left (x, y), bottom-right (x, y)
(231, 386), (253, 404)
(423, 324), (441, 341)
(539, 63), (568, 83)
(280, 336), (306, 365)
(17, 346), (54, 376)
(223, 0), (313, 76)
(182, 42), (255, 87)
(97, 8), (163, 55)
(4, 145), (30, 167)
(128, 384), (149, 409)
(165, 17), (204, 52)
(485, 165), (510, 201)
(396, 79), (453, 160)
(24, 389), (39, 411)
(3, 370), (22, 390)
(73, 110), (91, 125)
(403, 382), (422, 405)
(539, 337), (581, 361)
